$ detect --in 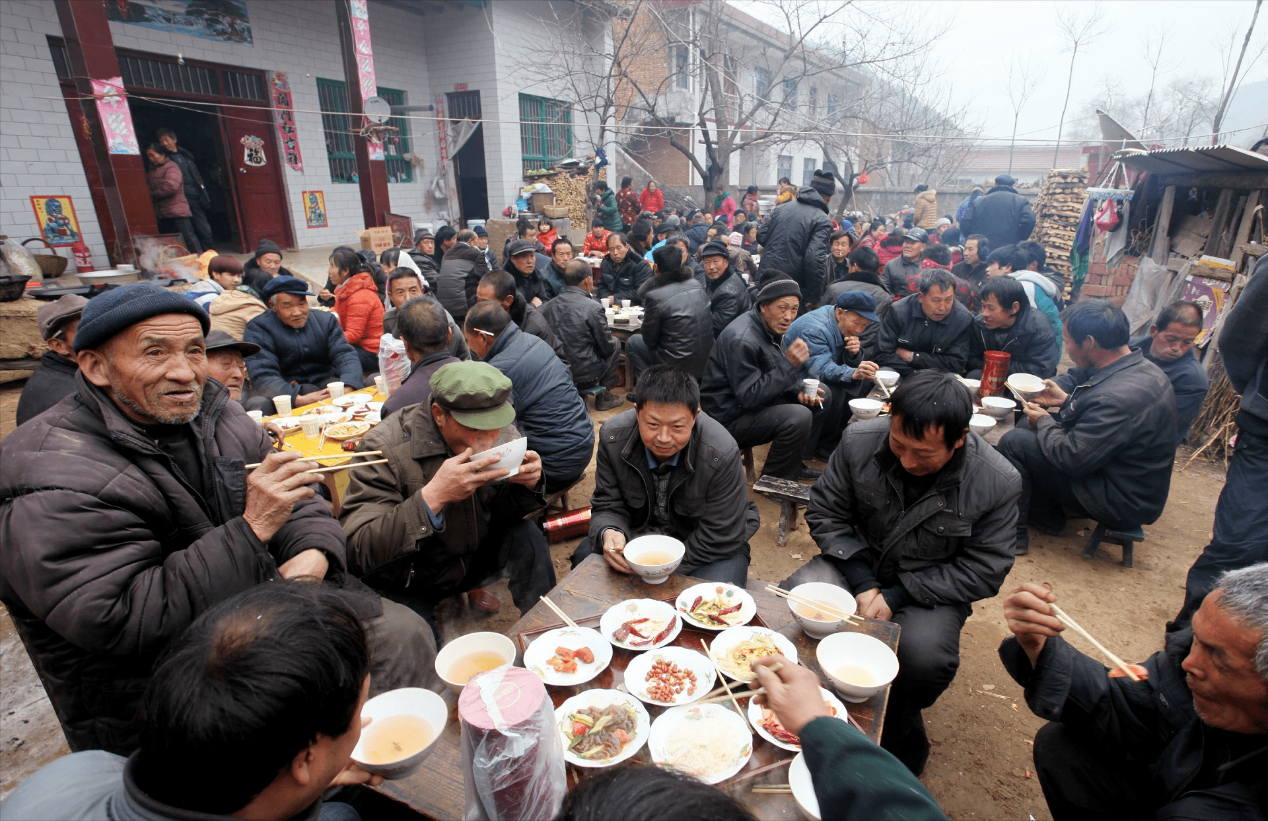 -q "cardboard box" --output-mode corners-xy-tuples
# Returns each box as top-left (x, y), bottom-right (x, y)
(358, 226), (394, 255)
